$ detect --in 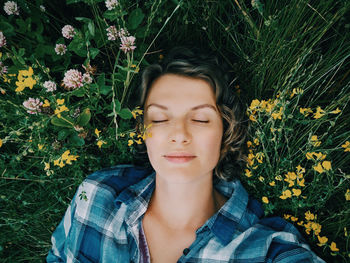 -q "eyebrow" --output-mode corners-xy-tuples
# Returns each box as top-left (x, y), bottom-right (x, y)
(146, 103), (218, 112)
